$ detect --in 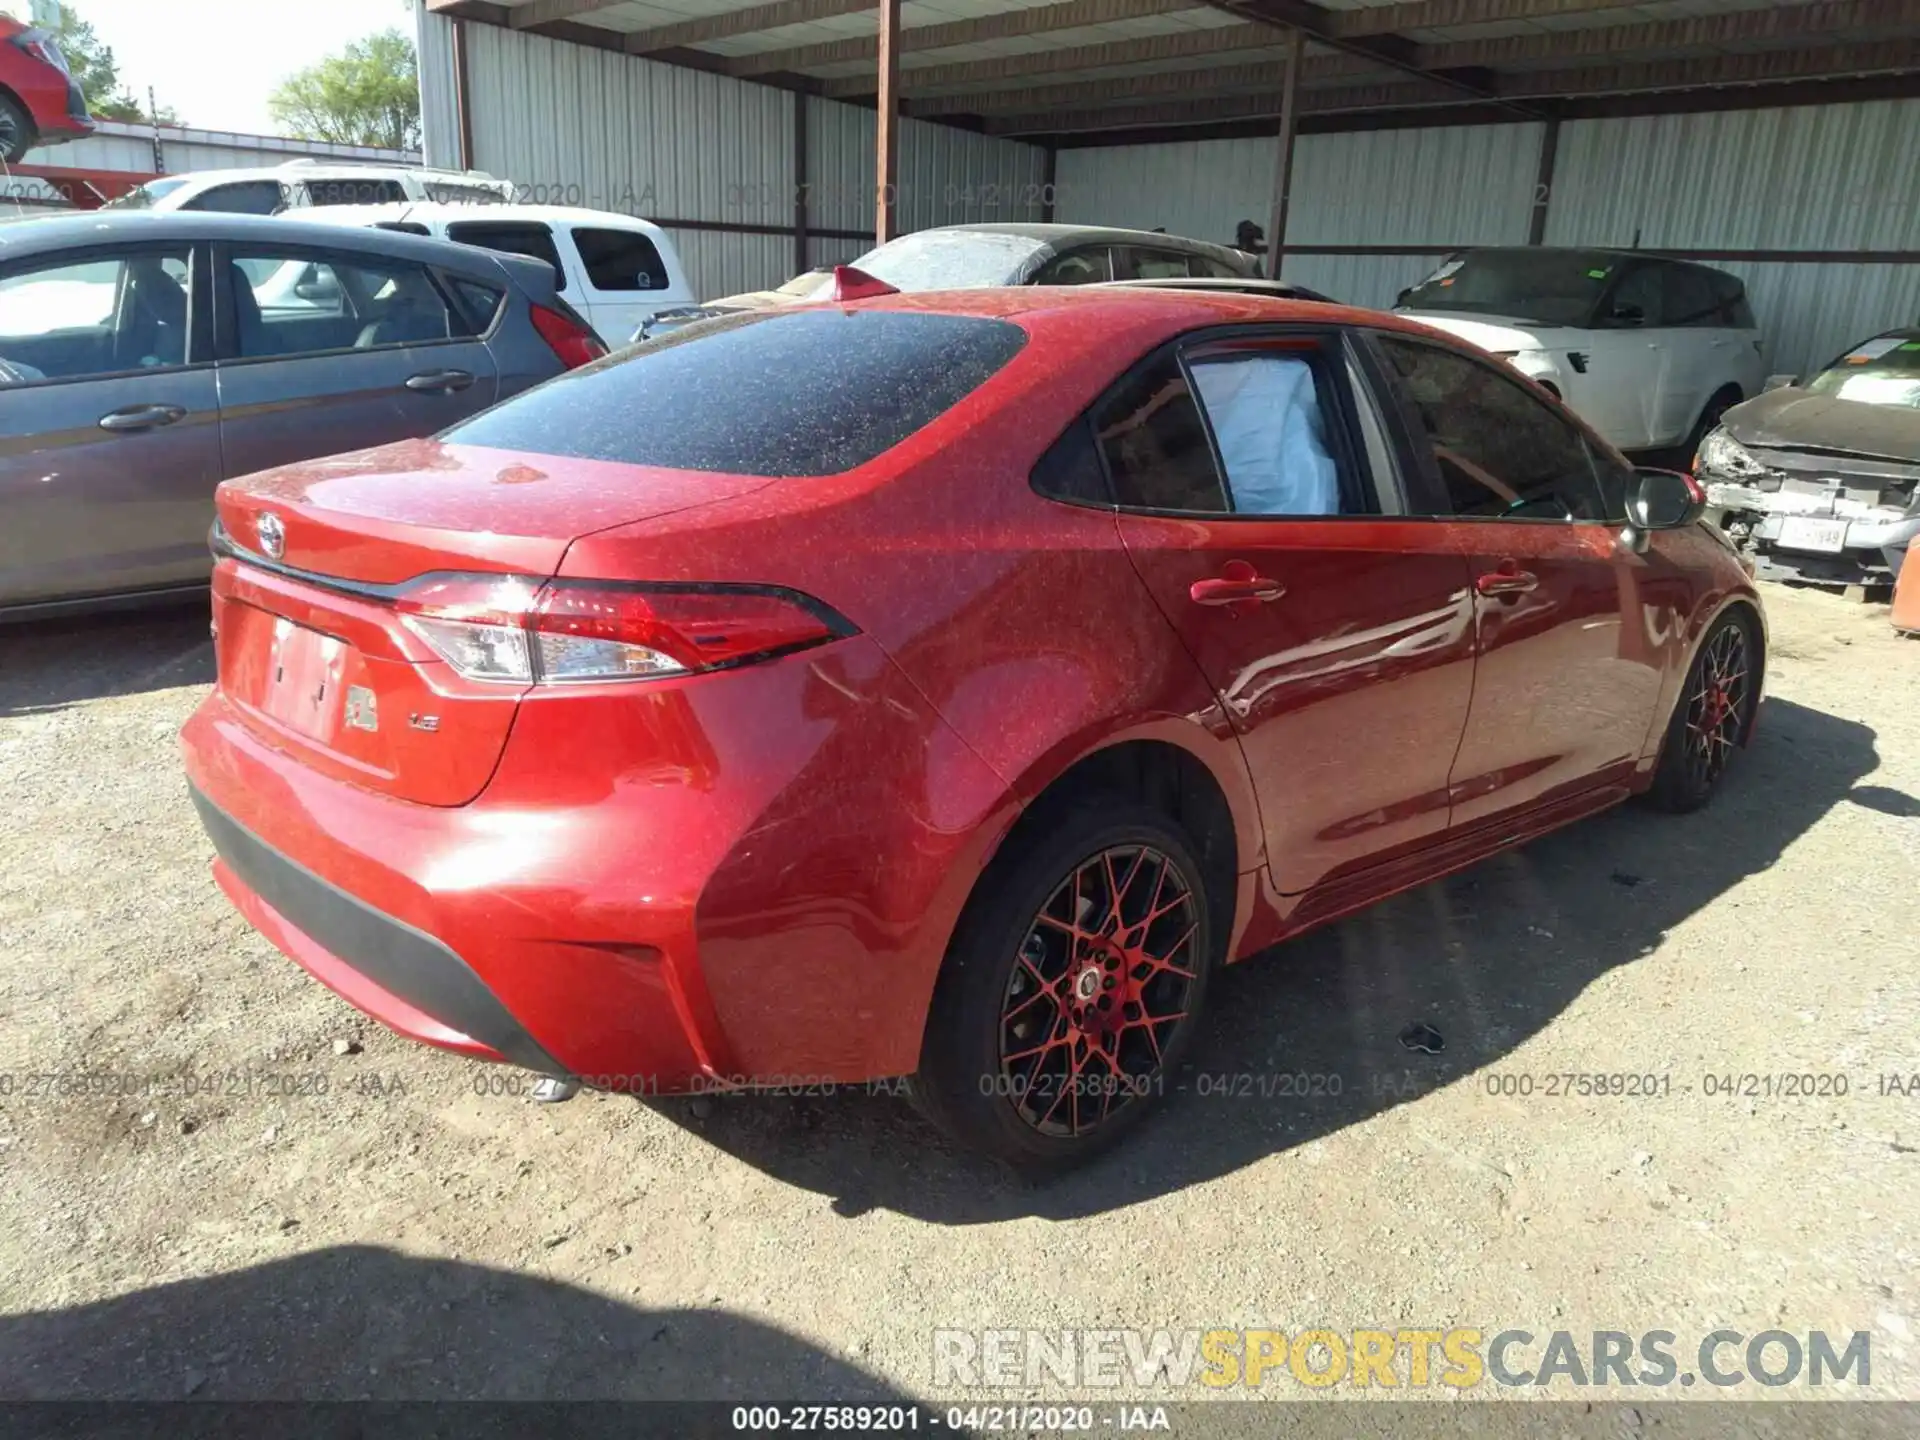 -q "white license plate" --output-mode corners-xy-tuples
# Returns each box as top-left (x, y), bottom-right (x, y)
(1777, 516), (1849, 553)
